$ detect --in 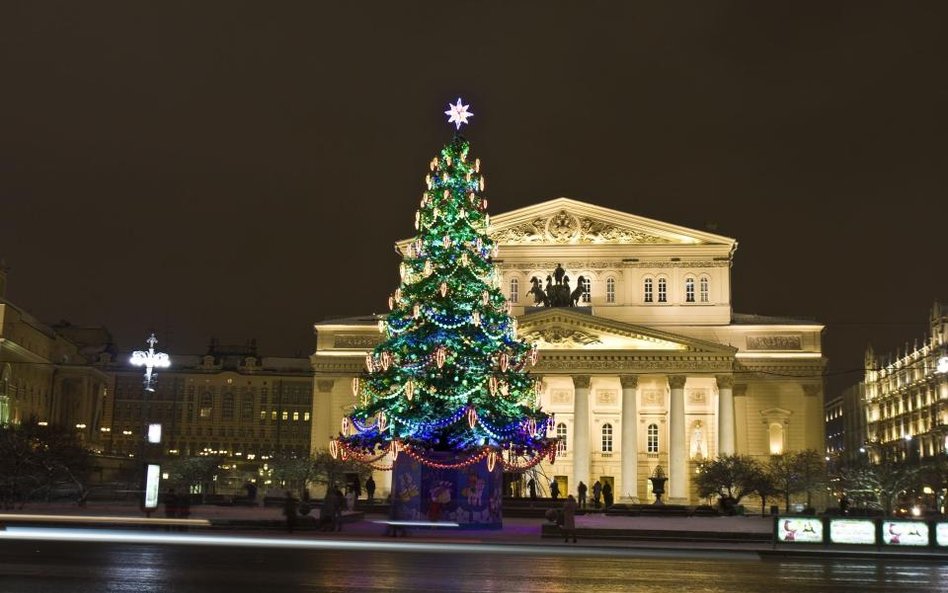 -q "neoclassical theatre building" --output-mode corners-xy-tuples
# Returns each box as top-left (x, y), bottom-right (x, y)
(312, 198), (826, 503)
